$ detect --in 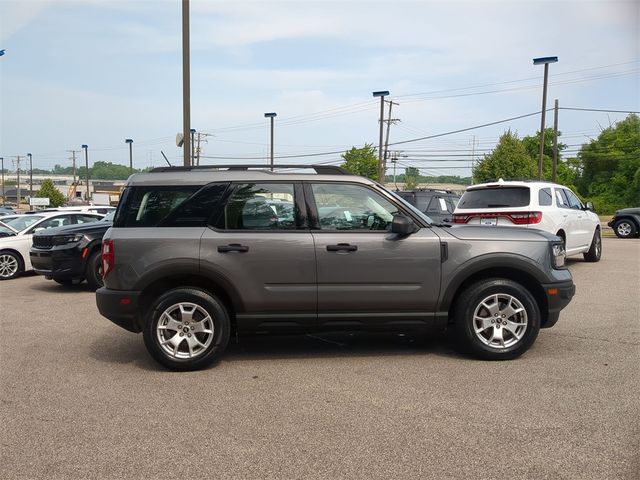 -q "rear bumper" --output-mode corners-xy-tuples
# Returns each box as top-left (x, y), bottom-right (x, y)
(540, 279), (575, 328)
(96, 287), (142, 333)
